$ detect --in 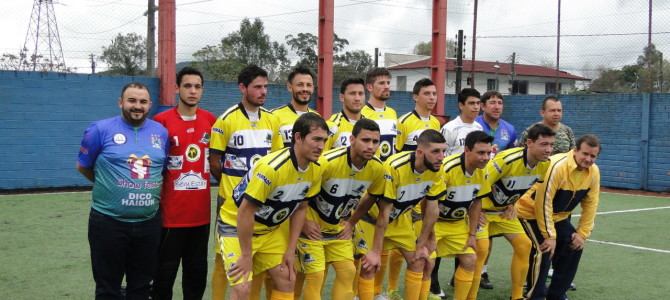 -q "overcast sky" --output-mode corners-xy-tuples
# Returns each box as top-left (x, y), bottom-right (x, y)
(2, 0), (669, 78)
